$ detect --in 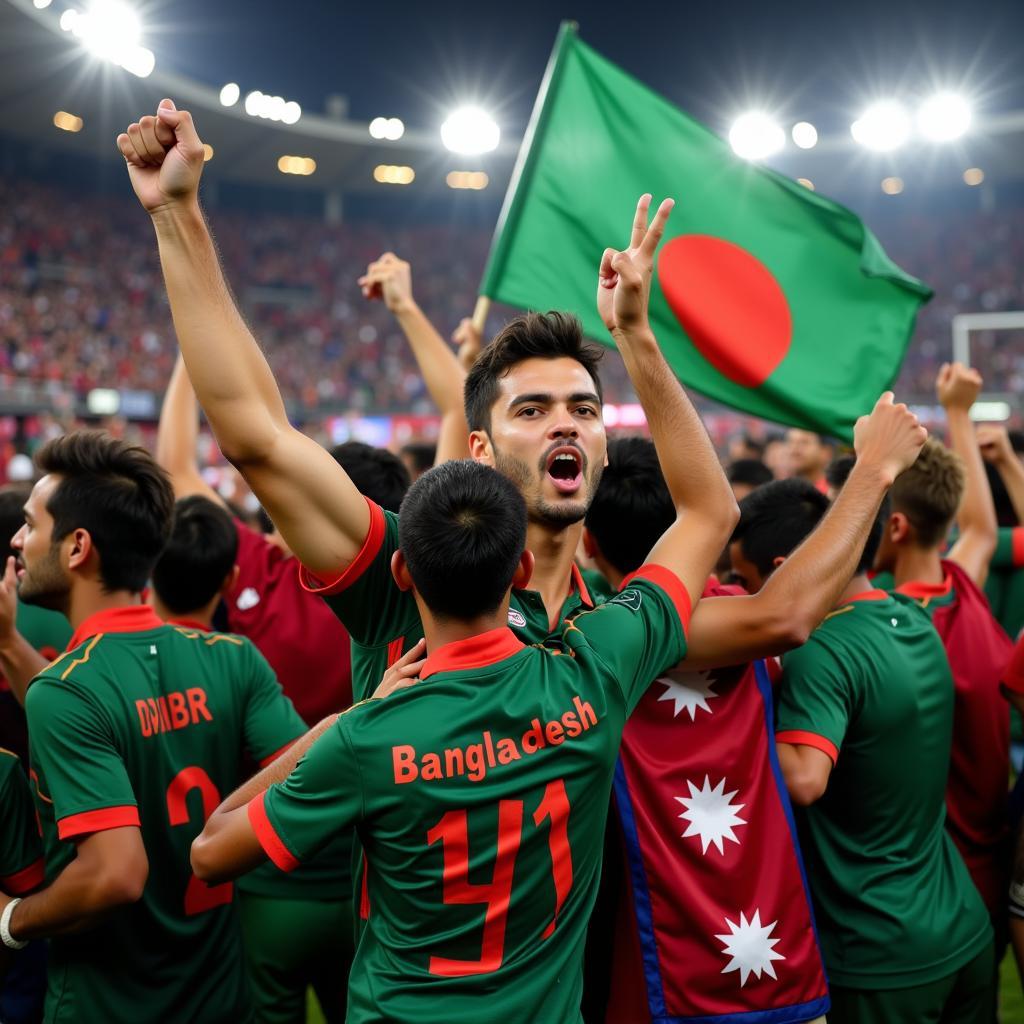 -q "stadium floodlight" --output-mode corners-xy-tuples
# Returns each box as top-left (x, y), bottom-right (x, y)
(851, 101), (910, 151)
(59, 1), (154, 77)
(369, 117), (387, 139)
(917, 93), (971, 142)
(963, 167), (984, 186)
(384, 118), (404, 141)
(728, 112), (785, 160)
(33, 0), (53, 9)
(440, 107), (500, 155)
(282, 101), (301, 125)
(796, 177), (814, 190)
(881, 176), (904, 195)
(791, 122), (818, 149)
(219, 83), (240, 107)
(120, 45), (153, 77)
